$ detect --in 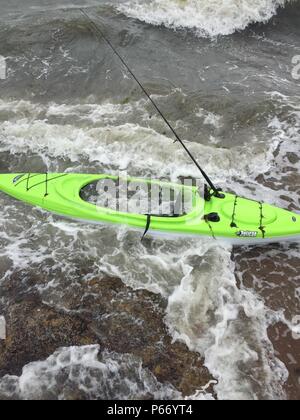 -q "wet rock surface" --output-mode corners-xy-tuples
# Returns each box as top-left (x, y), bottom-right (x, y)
(0, 292), (96, 379)
(233, 245), (300, 400)
(268, 322), (300, 401)
(0, 275), (212, 398)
